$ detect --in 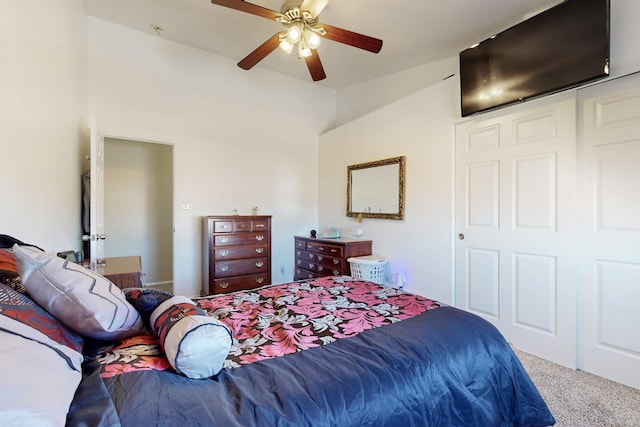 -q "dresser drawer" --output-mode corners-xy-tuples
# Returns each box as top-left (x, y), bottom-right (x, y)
(215, 233), (269, 247)
(316, 254), (345, 271)
(214, 221), (234, 233)
(294, 268), (320, 281)
(214, 245), (269, 261)
(295, 249), (316, 262)
(306, 242), (343, 258)
(214, 219), (270, 233)
(252, 219), (269, 232)
(215, 257), (269, 278)
(316, 264), (342, 276)
(296, 258), (317, 271)
(212, 273), (270, 293)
